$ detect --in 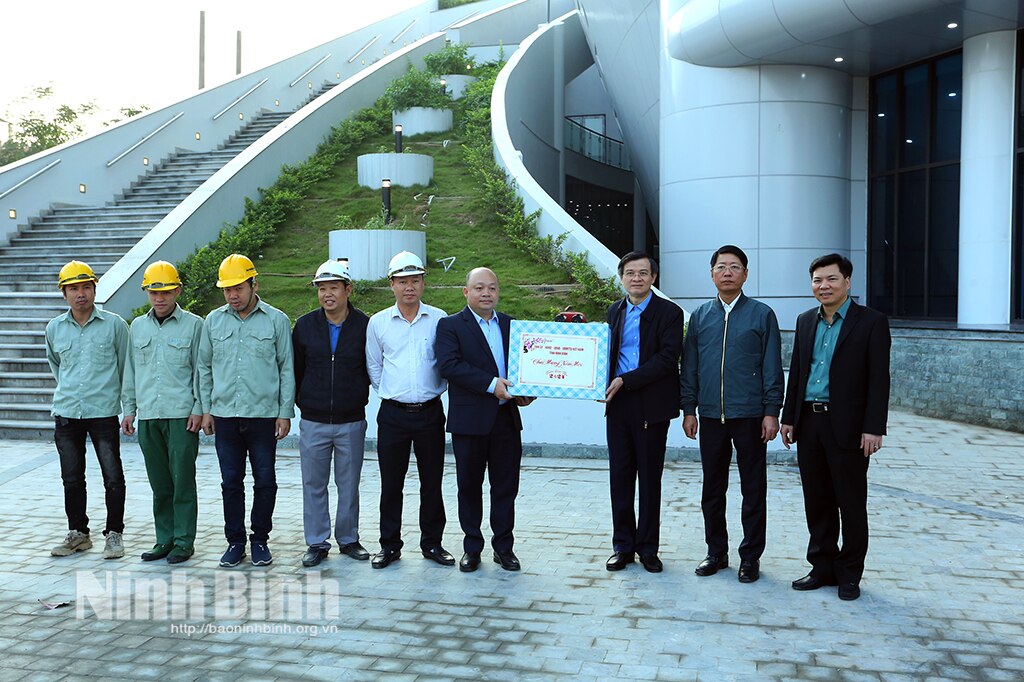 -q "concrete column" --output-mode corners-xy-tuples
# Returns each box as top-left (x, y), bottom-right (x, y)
(958, 30), (1016, 325)
(659, 60), (852, 326)
(552, 20), (566, 206)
